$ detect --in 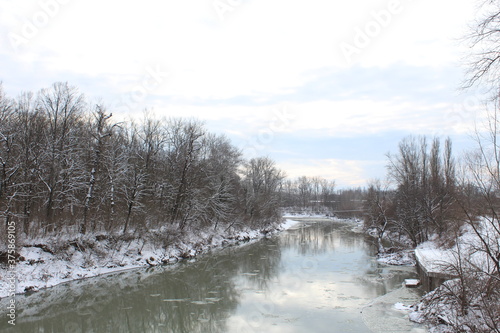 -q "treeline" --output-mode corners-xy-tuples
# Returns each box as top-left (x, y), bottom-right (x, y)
(364, 136), (461, 247)
(281, 176), (365, 218)
(0, 82), (285, 238)
(364, 133), (499, 282)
